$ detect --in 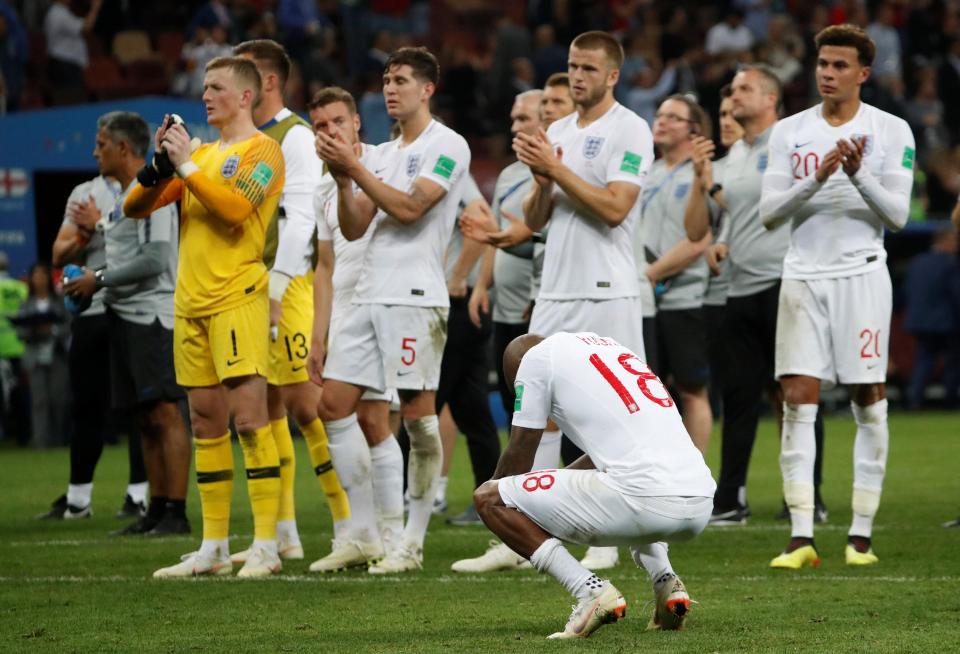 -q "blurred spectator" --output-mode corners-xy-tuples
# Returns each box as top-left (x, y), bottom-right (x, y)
(43, 0), (102, 104)
(0, 251), (28, 444)
(358, 73), (392, 145)
(187, 0), (234, 40)
(906, 68), (948, 163)
(937, 37), (960, 144)
(277, 0), (330, 74)
(903, 227), (960, 409)
(866, 1), (903, 91)
(760, 14), (804, 85)
(530, 24), (566, 88)
(510, 56), (535, 95)
(615, 31), (648, 102)
(364, 30), (393, 75)
(734, 0), (772, 41)
(0, 2), (28, 112)
(626, 59), (678, 126)
(705, 8), (754, 58)
(15, 262), (70, 448)
(172, 25), (233, 98)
